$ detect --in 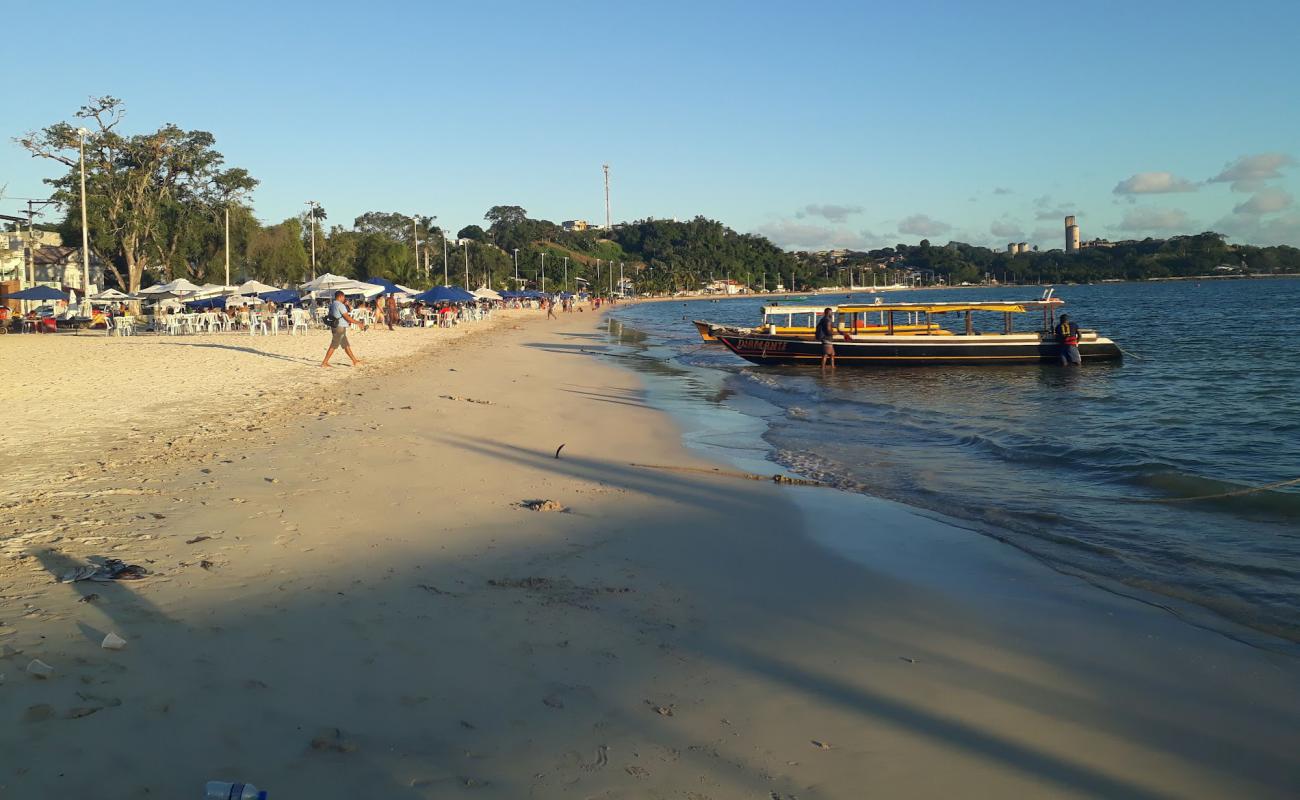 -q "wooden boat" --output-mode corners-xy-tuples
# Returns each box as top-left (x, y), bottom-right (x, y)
(705, 297), (1122, 366)
(694, 305), (943, 343)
